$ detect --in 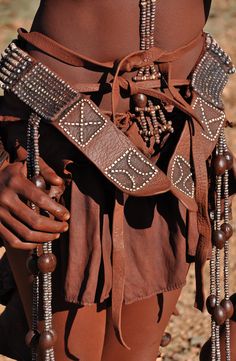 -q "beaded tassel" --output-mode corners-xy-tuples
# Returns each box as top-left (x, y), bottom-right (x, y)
(132, 0), (173, 145)
(26, 113), (57, 361)
(208, 129), (234, 361)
